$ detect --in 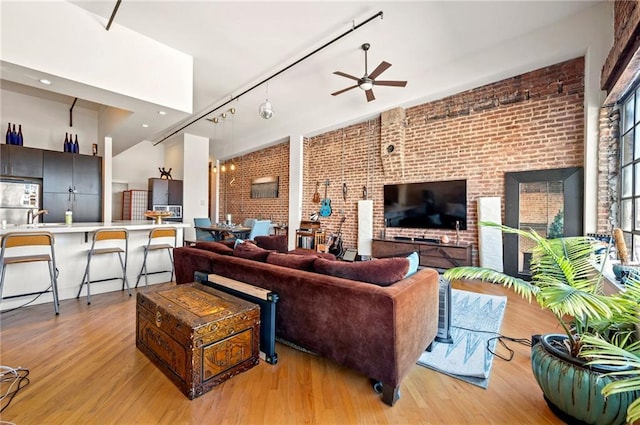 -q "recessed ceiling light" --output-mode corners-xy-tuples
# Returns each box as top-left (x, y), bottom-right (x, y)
(142, 124), (149, 128)
(158, 111), (167, 115)
(39, 79), (52, 85)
